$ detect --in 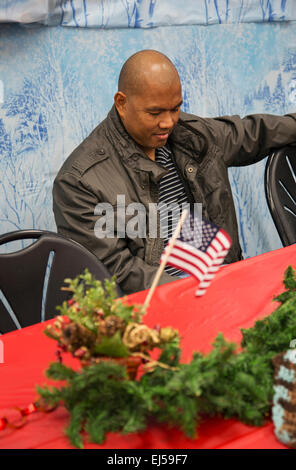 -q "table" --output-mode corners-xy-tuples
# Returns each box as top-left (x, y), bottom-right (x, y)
(1, 244), (296, 449)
